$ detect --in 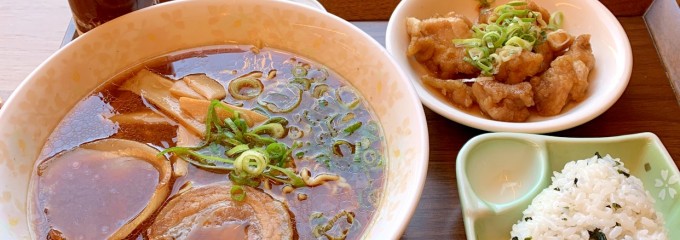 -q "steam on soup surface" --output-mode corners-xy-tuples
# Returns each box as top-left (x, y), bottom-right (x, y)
(30, 46), (386, 240)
